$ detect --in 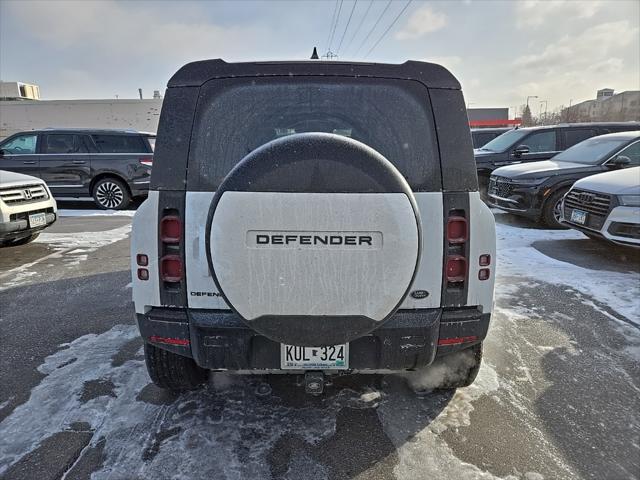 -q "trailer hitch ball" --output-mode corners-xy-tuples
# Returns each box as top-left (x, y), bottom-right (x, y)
(305, 372), (324, 395)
